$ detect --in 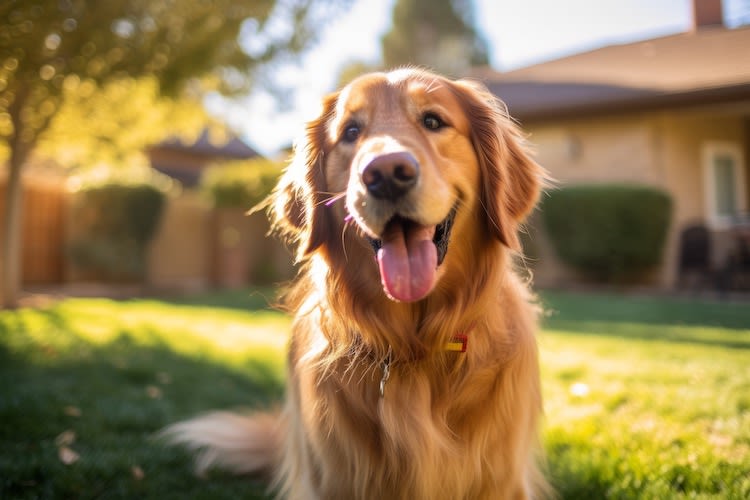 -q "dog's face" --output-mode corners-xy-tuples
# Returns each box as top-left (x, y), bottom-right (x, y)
(328, 70), (478, 302)
(272, 69), (543, 303)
